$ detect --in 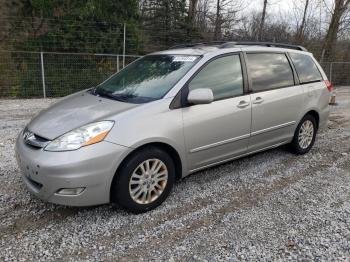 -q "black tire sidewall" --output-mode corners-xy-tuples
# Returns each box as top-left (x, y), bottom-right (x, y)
(112, 146), (175, 213)
(291, 115), (317, 154)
